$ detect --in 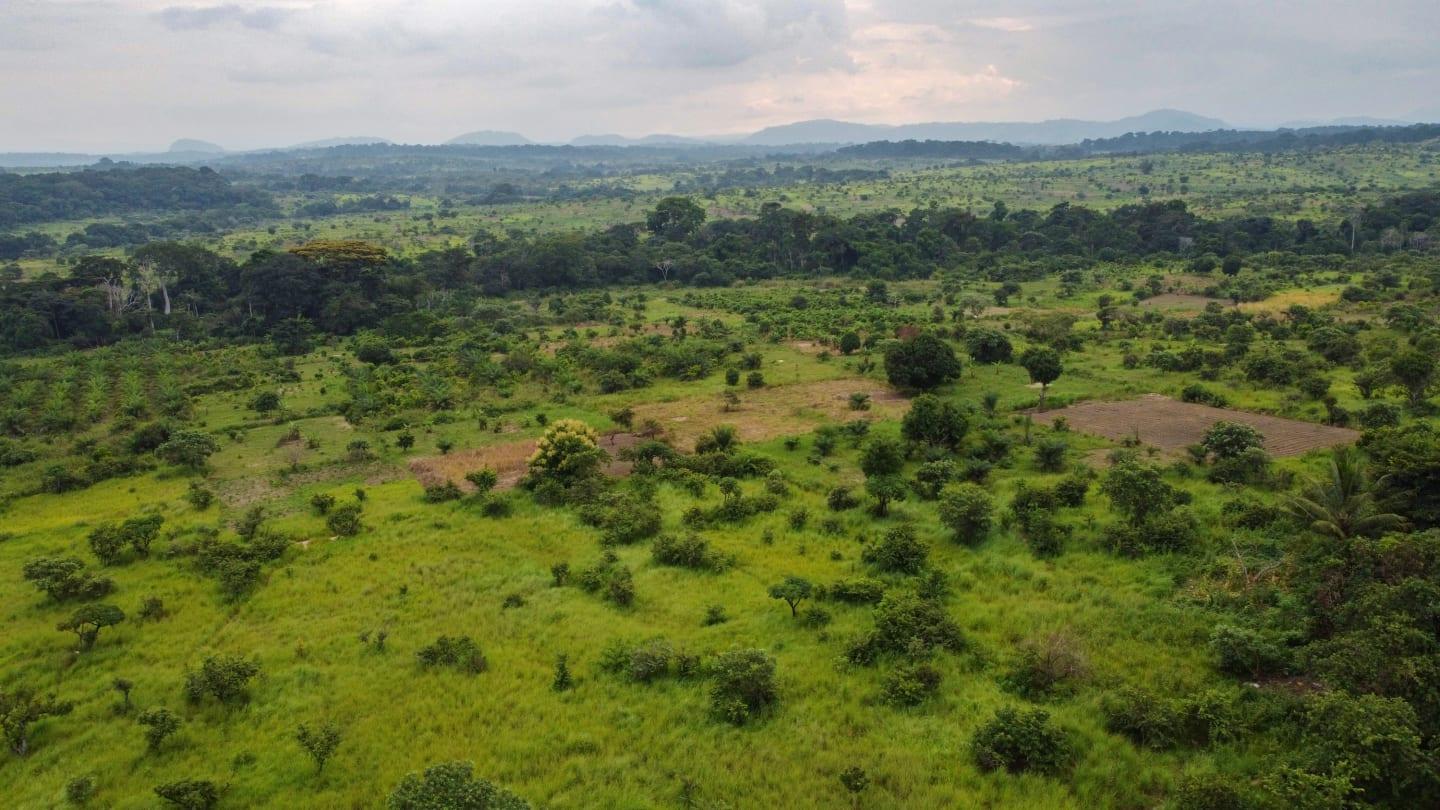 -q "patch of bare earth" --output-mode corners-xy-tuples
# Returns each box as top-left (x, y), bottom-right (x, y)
(408, 378), (907, 487)
(1140, 293), (1228, 310)
(1038, 394), (1358, 457)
